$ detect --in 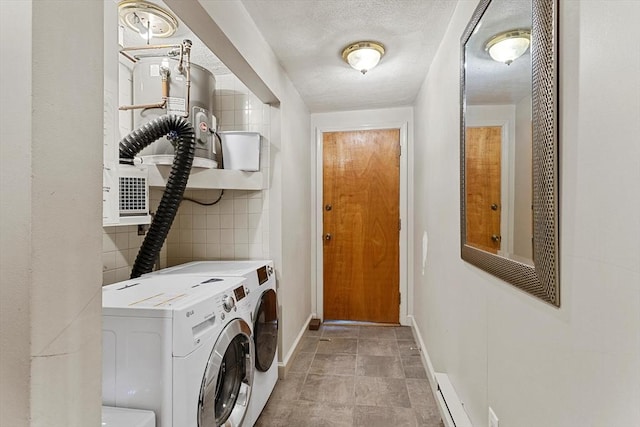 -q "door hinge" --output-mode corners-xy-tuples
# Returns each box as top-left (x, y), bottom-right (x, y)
(399, 145), (402, 157)
(399, 292), (401, 304)
(399, 218), (401, 231)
